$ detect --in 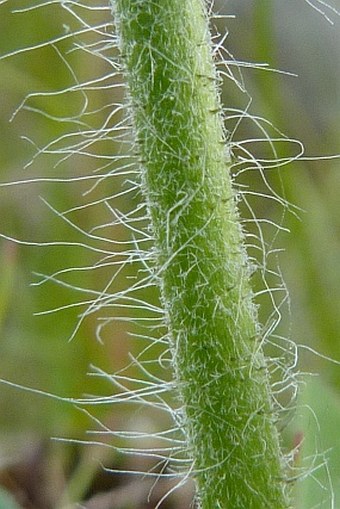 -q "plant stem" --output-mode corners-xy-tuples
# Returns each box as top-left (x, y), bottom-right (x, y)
(114, 0), (290, 507)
